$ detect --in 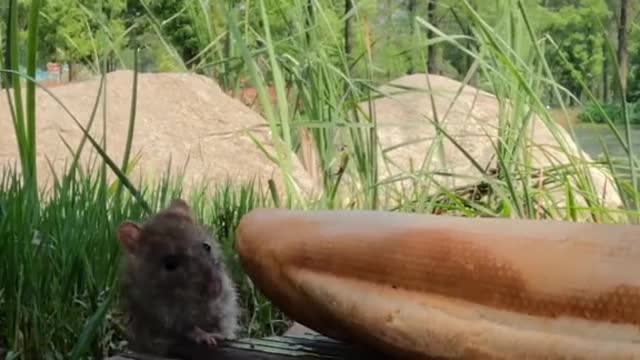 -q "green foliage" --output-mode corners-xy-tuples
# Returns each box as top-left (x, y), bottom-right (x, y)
(627, 21), (640, 102)
(39, 0), (91, 64)
(578, 101), (640, 124)
(543, 0), (611, 101)
(37, 0), (127, 68)
(126, 0), (201, 65)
